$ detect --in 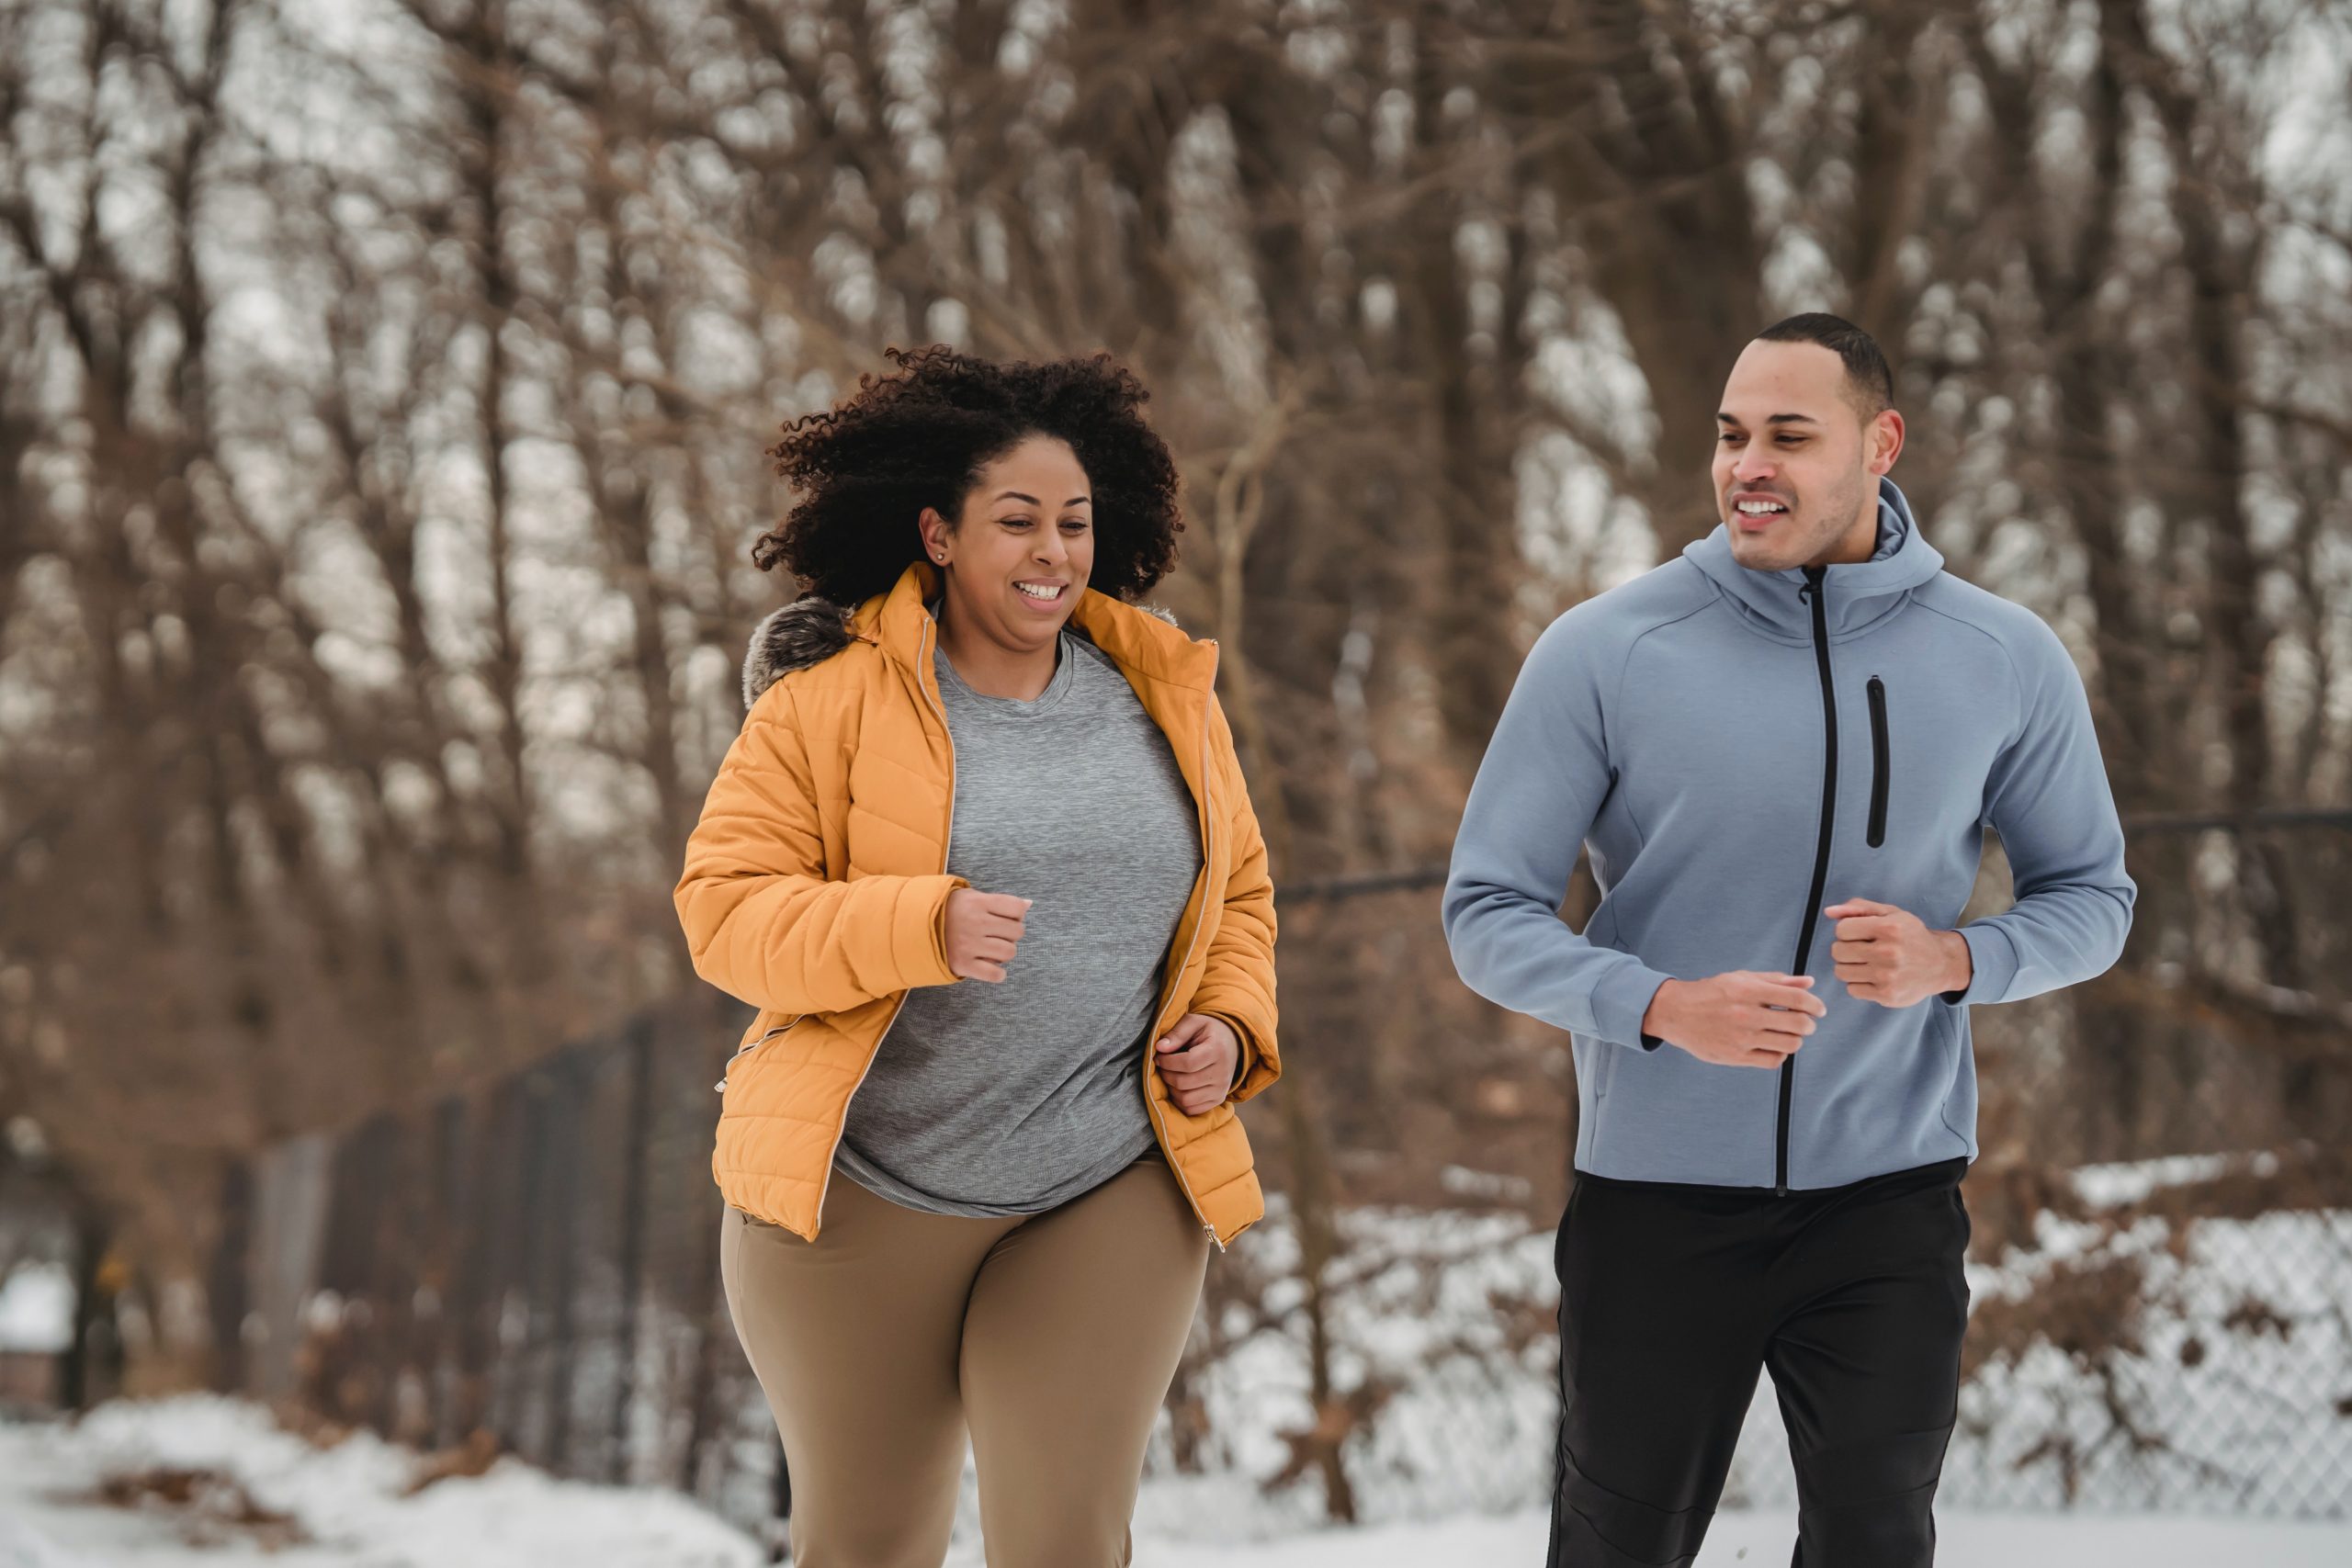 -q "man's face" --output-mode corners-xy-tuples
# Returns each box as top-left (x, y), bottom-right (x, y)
(1712, 341), (1896, 572)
